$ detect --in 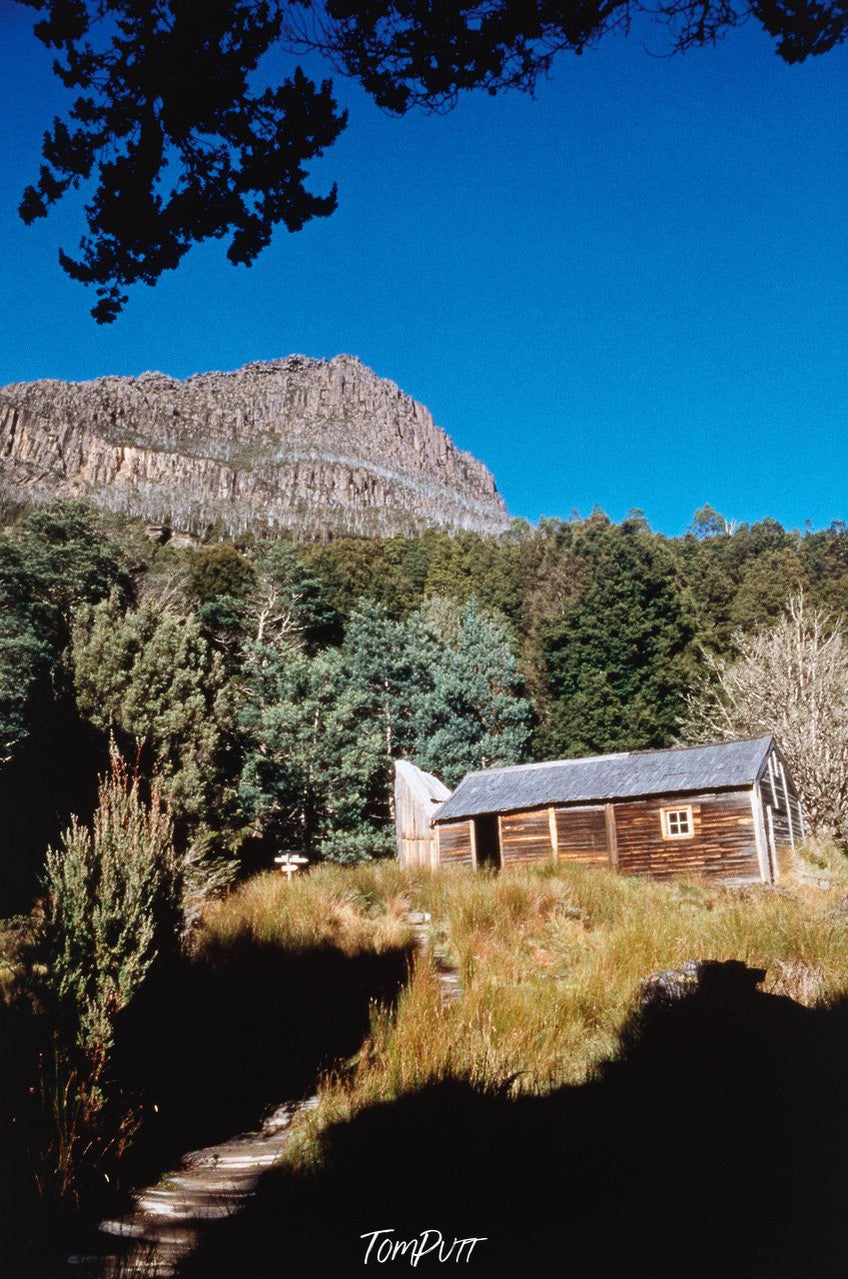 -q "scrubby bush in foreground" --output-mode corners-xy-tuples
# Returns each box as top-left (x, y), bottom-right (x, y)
(39, 746), (181, 1210)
